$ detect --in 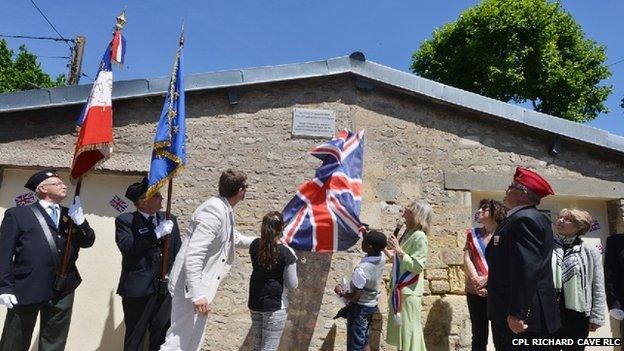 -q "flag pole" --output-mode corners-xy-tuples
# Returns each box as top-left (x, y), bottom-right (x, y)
(158, 24), (184, 285)
(55, 178), (82, 291)
(160, 179), (173, 282)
